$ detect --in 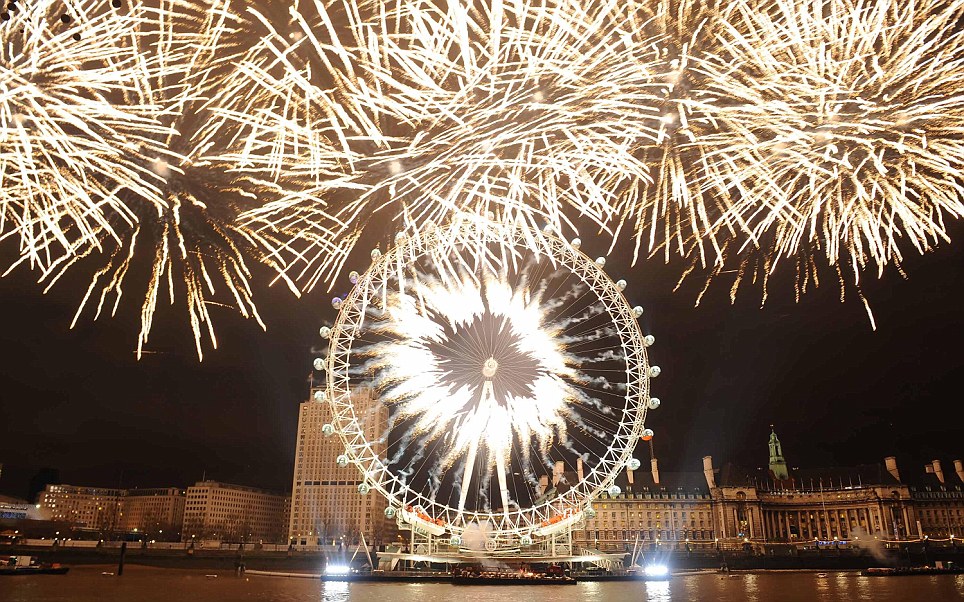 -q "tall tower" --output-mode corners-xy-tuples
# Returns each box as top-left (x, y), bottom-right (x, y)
(768, 426), (790, 480)
(288, 386), (391, 548)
